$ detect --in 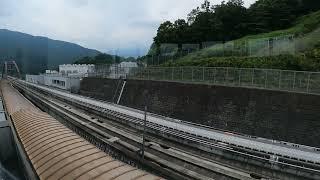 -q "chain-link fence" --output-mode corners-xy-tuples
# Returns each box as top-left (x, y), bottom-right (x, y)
(146, 34), (297, 66)
(126, 67), (320, 94)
